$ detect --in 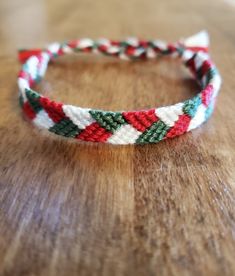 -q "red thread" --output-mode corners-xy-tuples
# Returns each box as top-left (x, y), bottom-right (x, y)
(123, 109), (158, 132)
(77, 122), (112, 142)
(139, 40), (148, 48)
(186, 56), (197, 76)
(126, 46), (135, 56)
(166, 114), (191, 138)
(18, 70), (34, 86)
(23, 102), (36, 120)
(98, 45), (108, 52)
(67, 40), (78, 49)
(17, 33), (221, 144)
(39, 97), (65, 123)
(110, 41), (120, 46)
(18, 49), (42, 64)
(201, 84), (213, 107)
(168, 44), (177, 53)
(186, 46), (208, 53)
(200, 60), (213, 76)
